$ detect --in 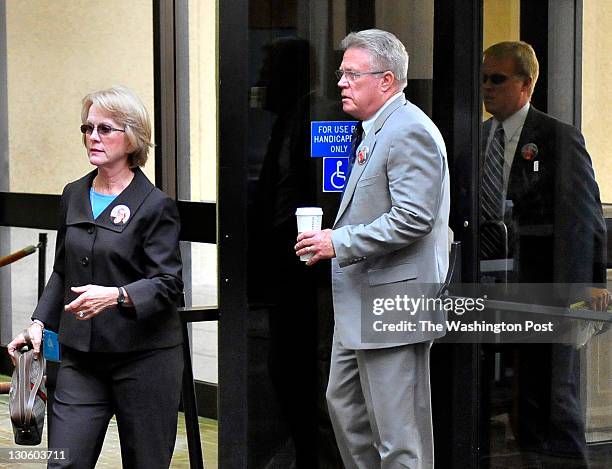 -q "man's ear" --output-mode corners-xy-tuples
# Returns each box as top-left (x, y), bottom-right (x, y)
(380, 71), (395, 92)
(521, 75), (533, 94)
